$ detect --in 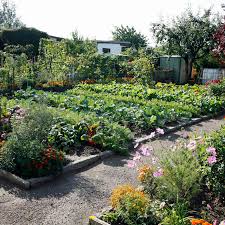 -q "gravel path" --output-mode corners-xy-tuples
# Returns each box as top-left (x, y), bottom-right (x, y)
(0, 115), (224, 225)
